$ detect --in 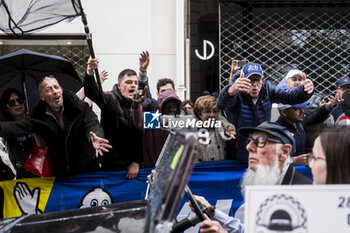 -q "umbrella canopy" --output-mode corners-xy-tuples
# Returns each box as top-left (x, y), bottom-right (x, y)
(0, 49), (83, 113)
